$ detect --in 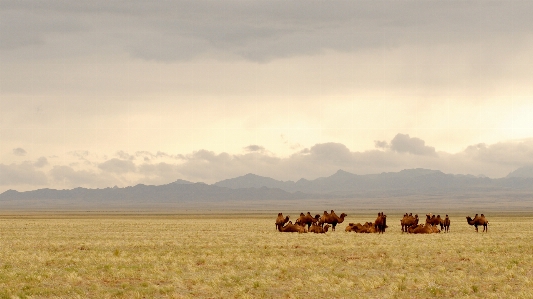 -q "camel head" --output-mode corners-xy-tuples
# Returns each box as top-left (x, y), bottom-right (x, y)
(340, 213), (347, 219)
(324, 224), (331, 232)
